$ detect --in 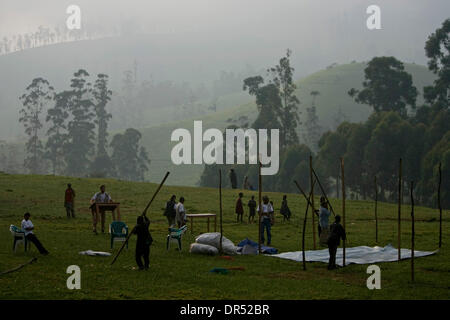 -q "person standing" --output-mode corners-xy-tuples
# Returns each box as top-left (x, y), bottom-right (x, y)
(257, 196), (274, 245)
(90, 185), (113, 234)
(175, 197), (187, 228)
(21, 212), (49, 255)
(280, 195), (292, 222)
(164, 195), (177, 227)
(235, 192), (244, 223)
(318, 196), (331, 245)
(242, 176), (250, 190)
(327, 215), (346, 270)
(64, 183), (76, 218)
(133, 215), (153, 270)
(247, 195), (257, 224)
(229, 169), (237, 189)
